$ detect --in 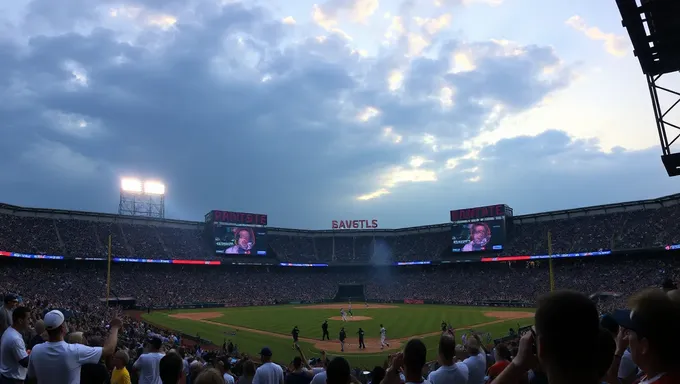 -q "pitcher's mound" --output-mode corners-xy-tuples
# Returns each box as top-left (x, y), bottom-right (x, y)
(328, 316), (373, 321)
